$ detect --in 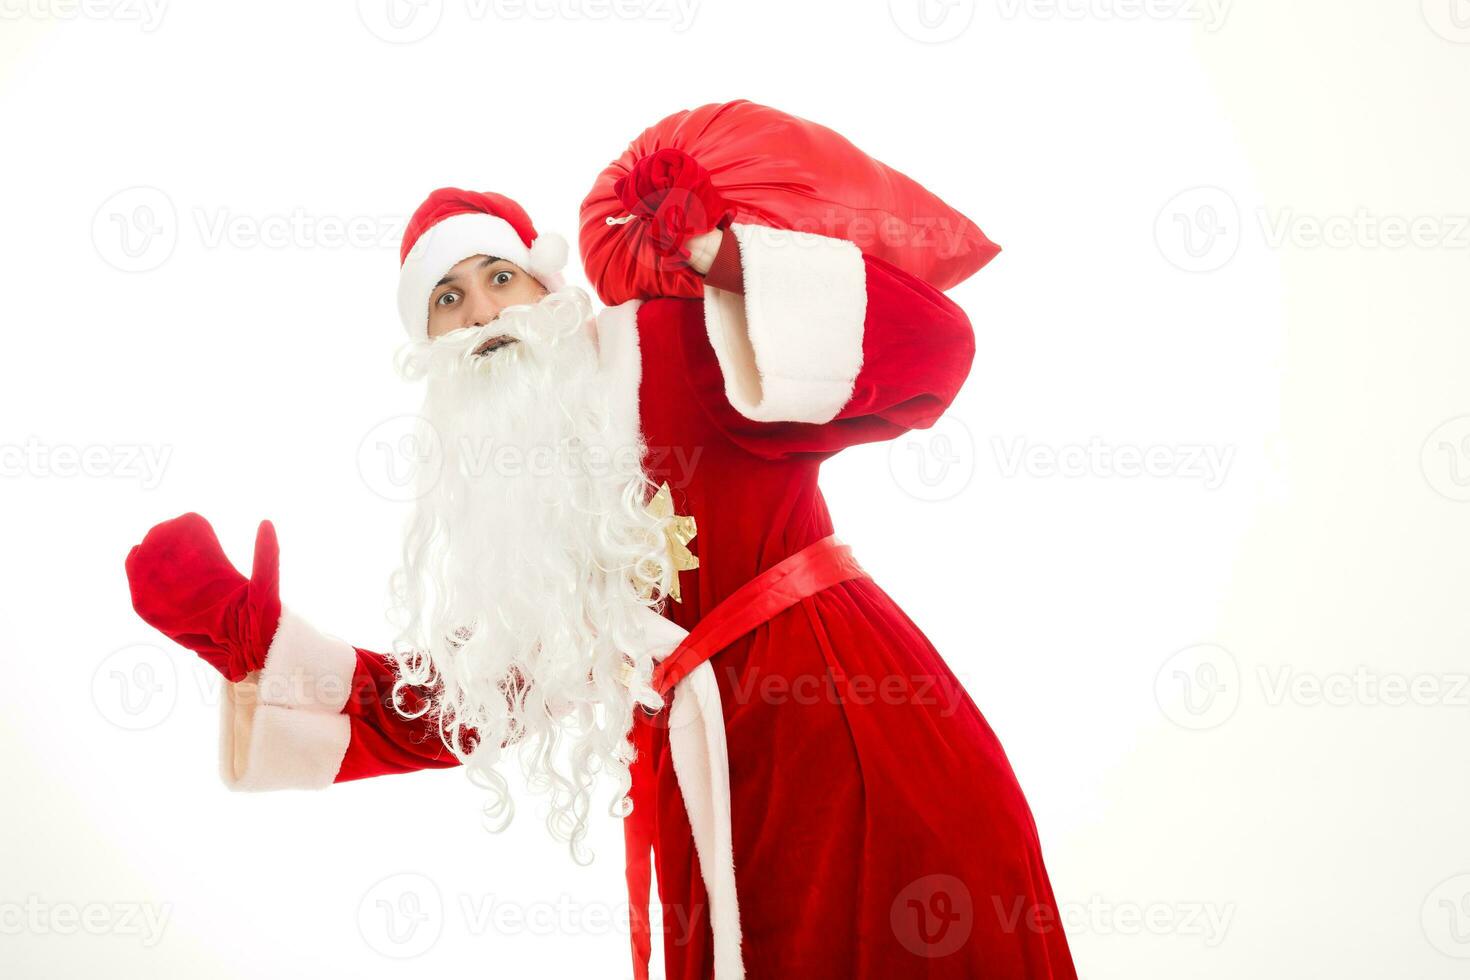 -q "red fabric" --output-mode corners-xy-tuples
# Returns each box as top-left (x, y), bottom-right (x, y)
(579, 99), (1001, 306)
(701, 228), (745, 295)
(124, 513), (282, 682)
(613, 147), (733, 264)
(625, 533), (869, 980)
(400, 187), (537, 264)
(624, 254), (1077, 977)
(652, 534), (864, 698)
(625, 714), (658, 979)
(334, 649), (463, 782)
